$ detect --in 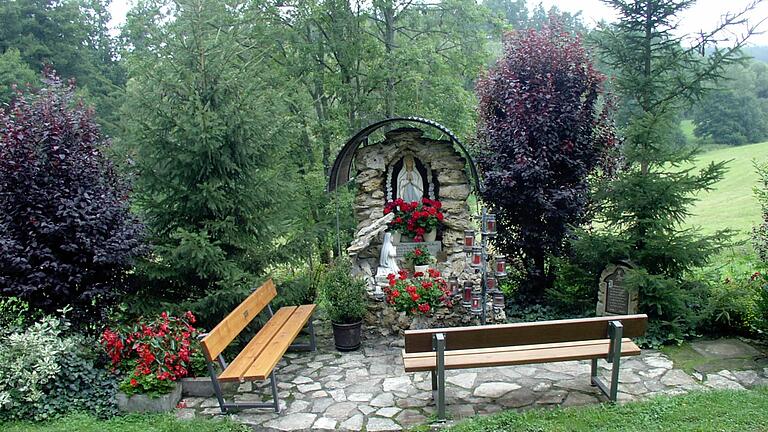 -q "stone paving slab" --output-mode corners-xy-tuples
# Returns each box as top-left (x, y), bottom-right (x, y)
(179, 324), (768, 431)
